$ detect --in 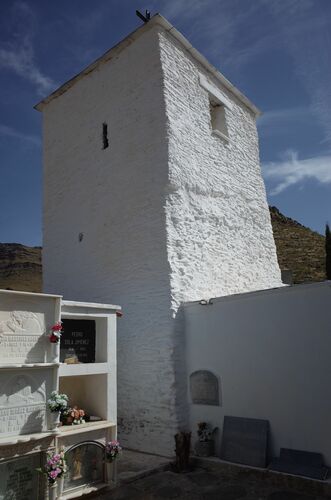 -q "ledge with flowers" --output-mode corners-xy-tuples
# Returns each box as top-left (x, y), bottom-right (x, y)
(37, 440), (122, 500)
